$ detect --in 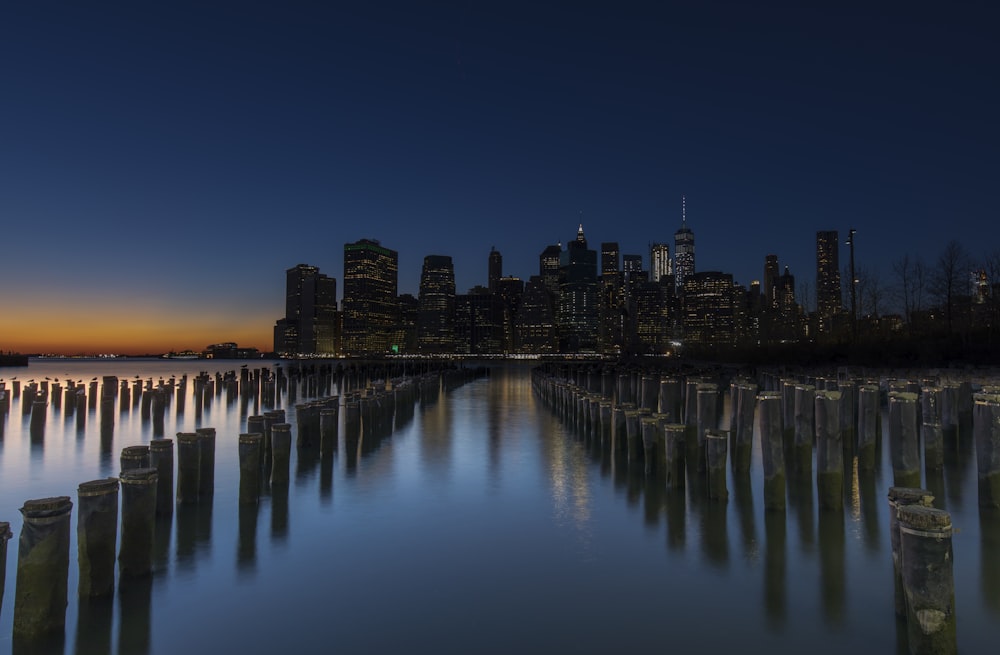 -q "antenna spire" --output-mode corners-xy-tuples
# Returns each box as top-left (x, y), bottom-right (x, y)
(682, 195), (687, 226)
